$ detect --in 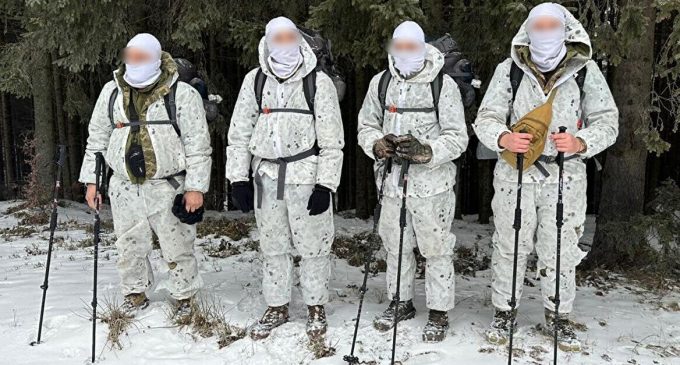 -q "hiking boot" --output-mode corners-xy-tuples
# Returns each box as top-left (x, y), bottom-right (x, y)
(306, 305), (328, 342)
(174, 298), (193, 323)
(121, 292), (149, 316)
(542, 309), (582, 352)
(422, 310), (449, 343)
(249, 304), (289, 340)
(485, 309), (517, 345)
(373, 300), (416, 332)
